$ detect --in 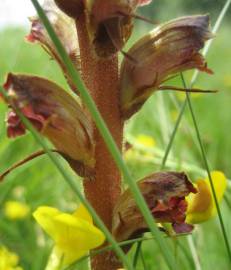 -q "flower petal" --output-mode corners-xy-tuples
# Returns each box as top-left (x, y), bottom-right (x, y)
(33, 206), (105, 265)
(186, 171), (227, 224)
(137, 0), (152, 6)
(72, 203), (93, 224)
